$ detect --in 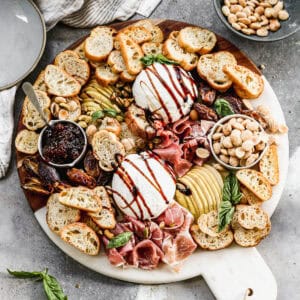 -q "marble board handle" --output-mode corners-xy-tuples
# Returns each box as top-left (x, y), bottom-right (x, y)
(201, 246), (277, 300)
